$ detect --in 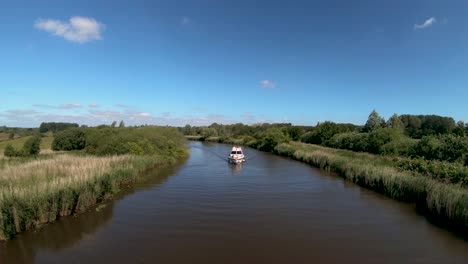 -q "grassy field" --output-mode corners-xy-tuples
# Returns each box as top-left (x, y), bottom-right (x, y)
(0, 151), (187, 241)
(0, 135), (54, 152)
(275, 142), (468, 235)
(0, 133), (11, 141)
(0, 128), (188, 241)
